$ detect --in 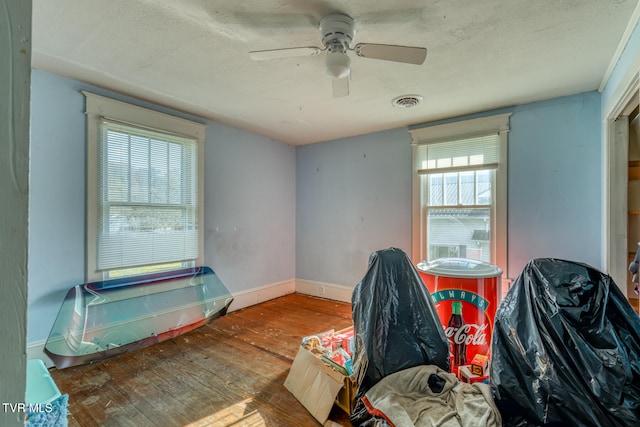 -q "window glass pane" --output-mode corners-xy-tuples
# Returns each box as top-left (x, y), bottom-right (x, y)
(109, 205), (187, 232)
(443, 173), (458, 205)
(427, 207), (491, 263)
(452, 156), (467, 167)
(130, 135), (150, 203)
(45, 266), (232, 368)
(459, 171), (475, 205)
(469, 154), (484, 165)
(477, 170), (492, 205)
(415, 133), (499, 173)
(168, 143), (183, 204)
(107, 262), (188, 279)
(98, 120), (198, 273)
(106, 130), (129, 202)
(429, 174), (443, 206)
(437, 157), (452, 168)
(150, 139), (168, 204)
